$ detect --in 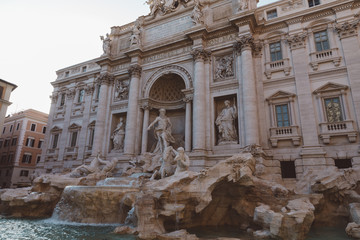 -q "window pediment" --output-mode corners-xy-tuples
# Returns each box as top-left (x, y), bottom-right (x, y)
(50, 126), (62, 133)
(313, 82), (348, 94)
(266, 90), (296, 102)
(68, 123), (81, 130)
